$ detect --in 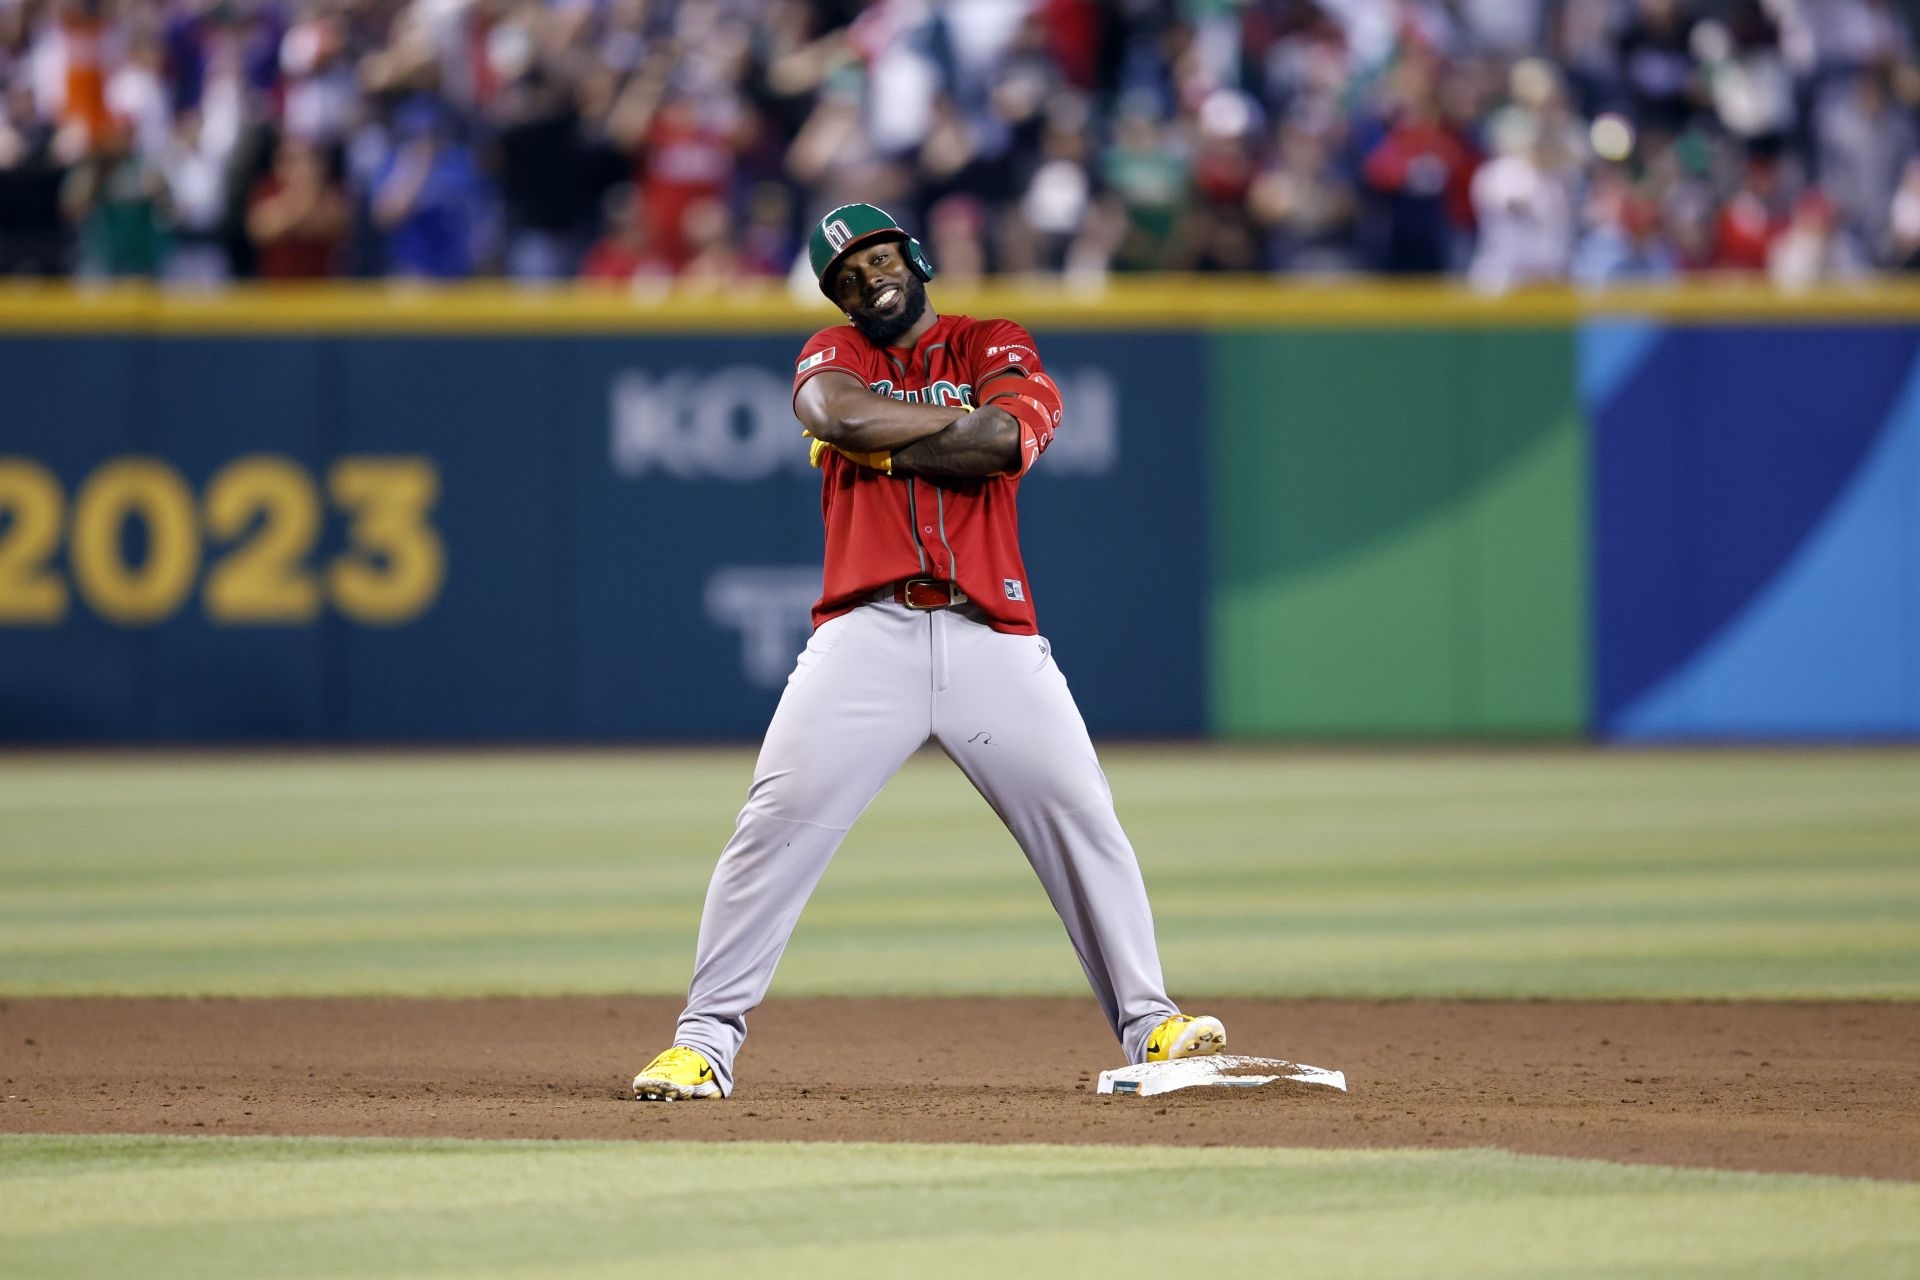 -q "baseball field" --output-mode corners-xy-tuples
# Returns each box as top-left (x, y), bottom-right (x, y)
(3, 746), (1917, 1277)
